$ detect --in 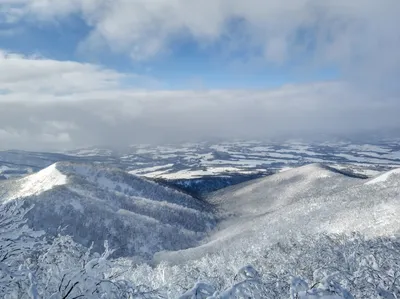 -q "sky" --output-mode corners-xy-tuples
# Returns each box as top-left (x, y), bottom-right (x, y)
(0, 0), (400, 150)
